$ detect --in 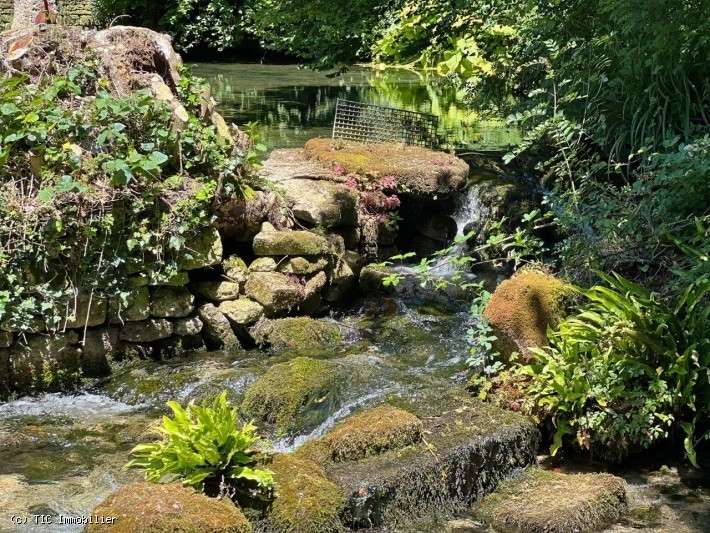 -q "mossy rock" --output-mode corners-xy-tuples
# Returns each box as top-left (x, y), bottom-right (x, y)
(249, 317), (341, 352)
(179, 227), (224, 270)
(261, 455), (346, 533)
(304, 138), (469, 196)
(321, 395), (540, 530)
(303, 405), (423, 463)
(483, 268), (574, 360)
(474, 468), (627, 532)
(241, 357), (343, 437)
(253, 222), (329, 256)
(87, 481), (252, 532)
(244, 271), (306, 317)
